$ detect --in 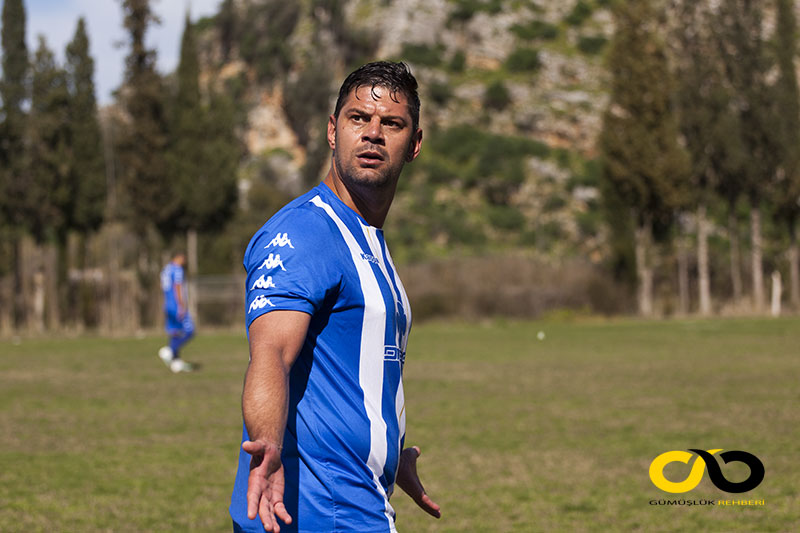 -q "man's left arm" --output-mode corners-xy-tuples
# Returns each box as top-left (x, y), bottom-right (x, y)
(396, 445), (441, 518)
